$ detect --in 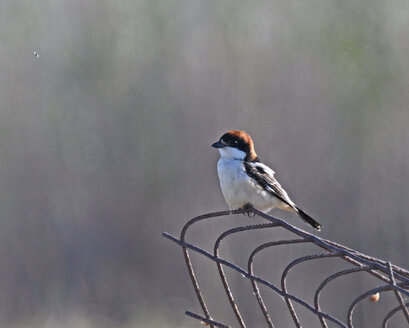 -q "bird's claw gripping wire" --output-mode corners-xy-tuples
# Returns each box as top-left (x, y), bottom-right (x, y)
(240, 204), (256, 217)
